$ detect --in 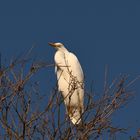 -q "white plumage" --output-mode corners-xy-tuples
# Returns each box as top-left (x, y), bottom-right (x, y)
(49, 42), (84, 125)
